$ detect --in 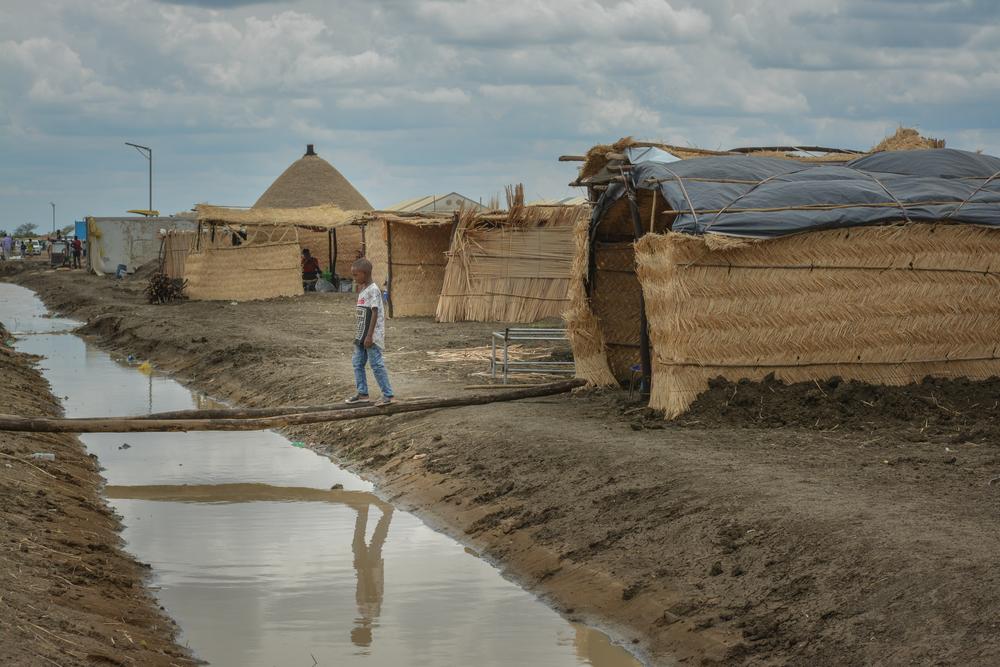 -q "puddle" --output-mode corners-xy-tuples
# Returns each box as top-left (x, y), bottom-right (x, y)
(1, 283), (643, 667)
